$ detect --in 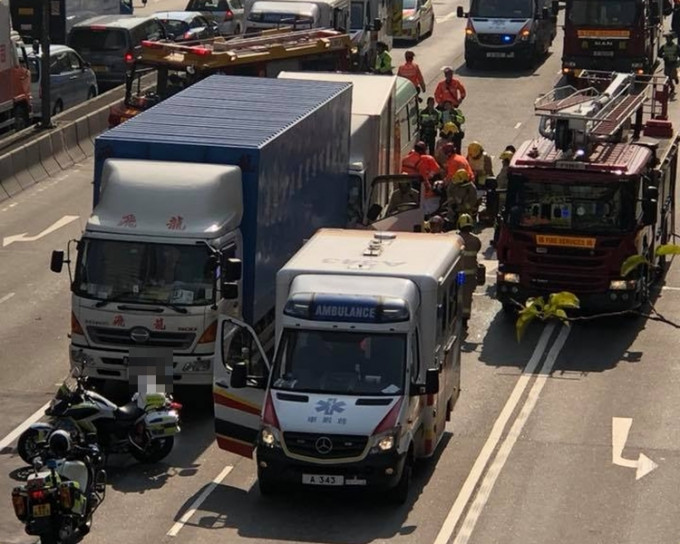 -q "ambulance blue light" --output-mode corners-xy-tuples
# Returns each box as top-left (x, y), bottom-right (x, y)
(457, 271), (466, 285)
(502, 35), (512, 43)
(283, 293), (410, 323)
